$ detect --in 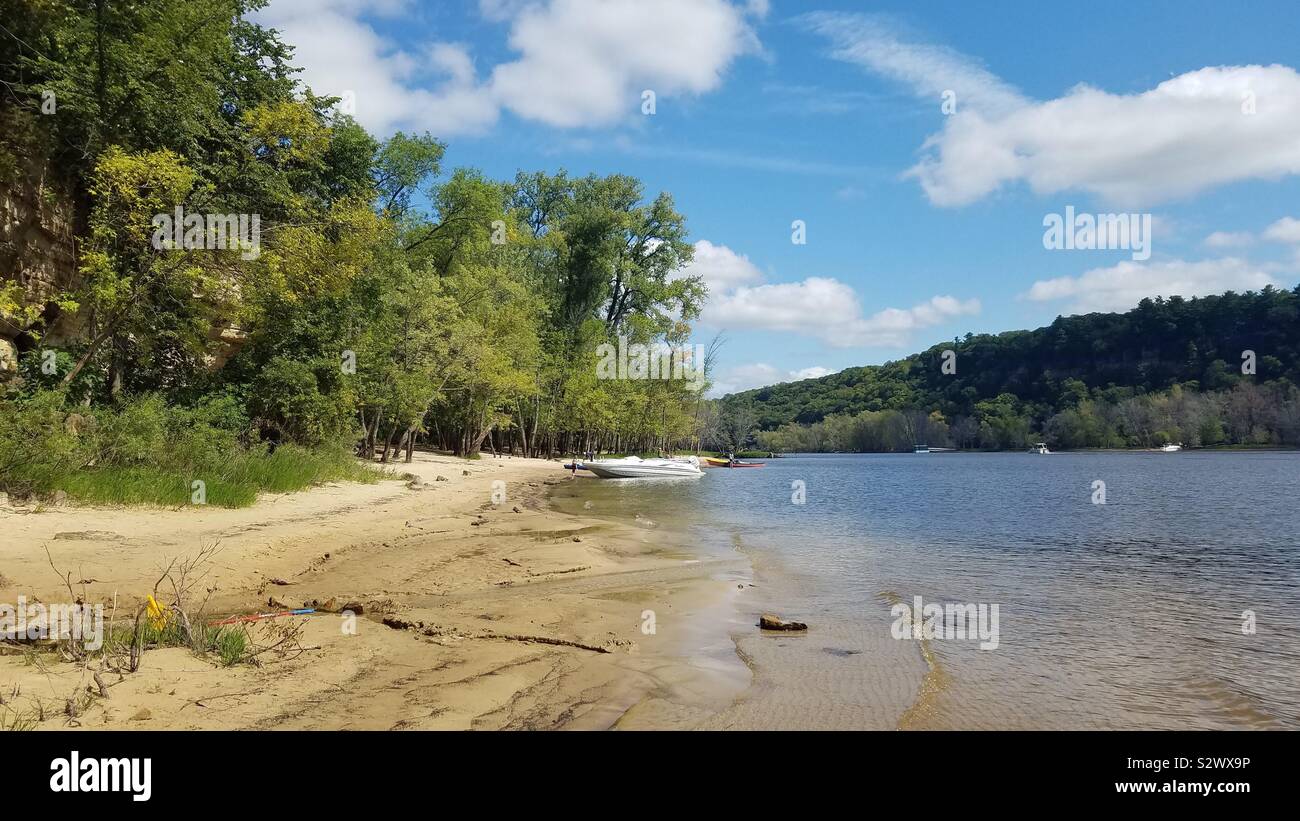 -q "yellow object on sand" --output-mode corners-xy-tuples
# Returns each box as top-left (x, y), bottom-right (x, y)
(145, 595), (171, 631)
